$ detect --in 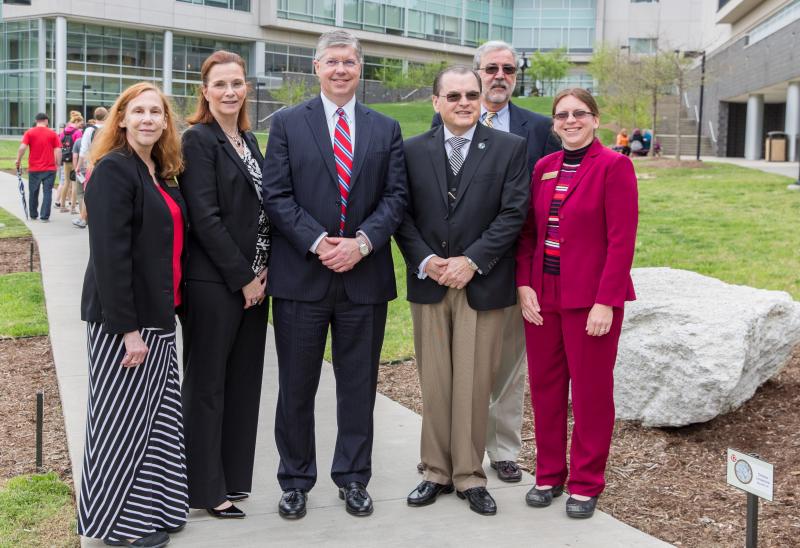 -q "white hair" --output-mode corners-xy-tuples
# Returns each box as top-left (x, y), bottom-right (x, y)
(473, 41), (519, 69)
